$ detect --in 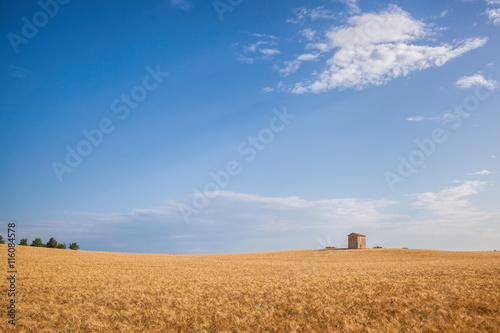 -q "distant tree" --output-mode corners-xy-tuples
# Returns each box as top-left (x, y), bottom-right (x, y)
(30, 238), (44, 247)
(69, 242), (79, 250)
(19, 238), (28, 246)
(0, 235), (4, 244)
(46, 237), (58, 248)
(373, 246), (383, 249)
(56, 243), (67, 249)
